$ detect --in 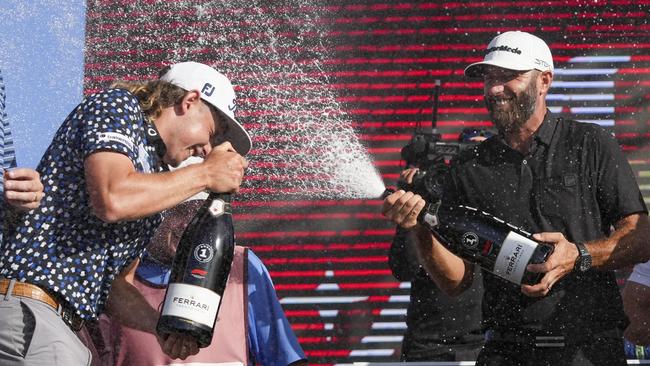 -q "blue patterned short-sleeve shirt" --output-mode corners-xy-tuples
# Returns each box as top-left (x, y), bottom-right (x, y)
(0, 88), (162, 319)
